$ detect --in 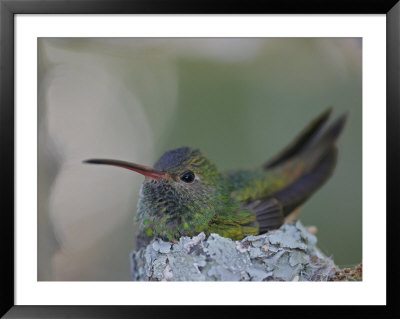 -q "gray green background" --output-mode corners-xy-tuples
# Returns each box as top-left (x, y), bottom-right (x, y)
(38, 38), (362, 281)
